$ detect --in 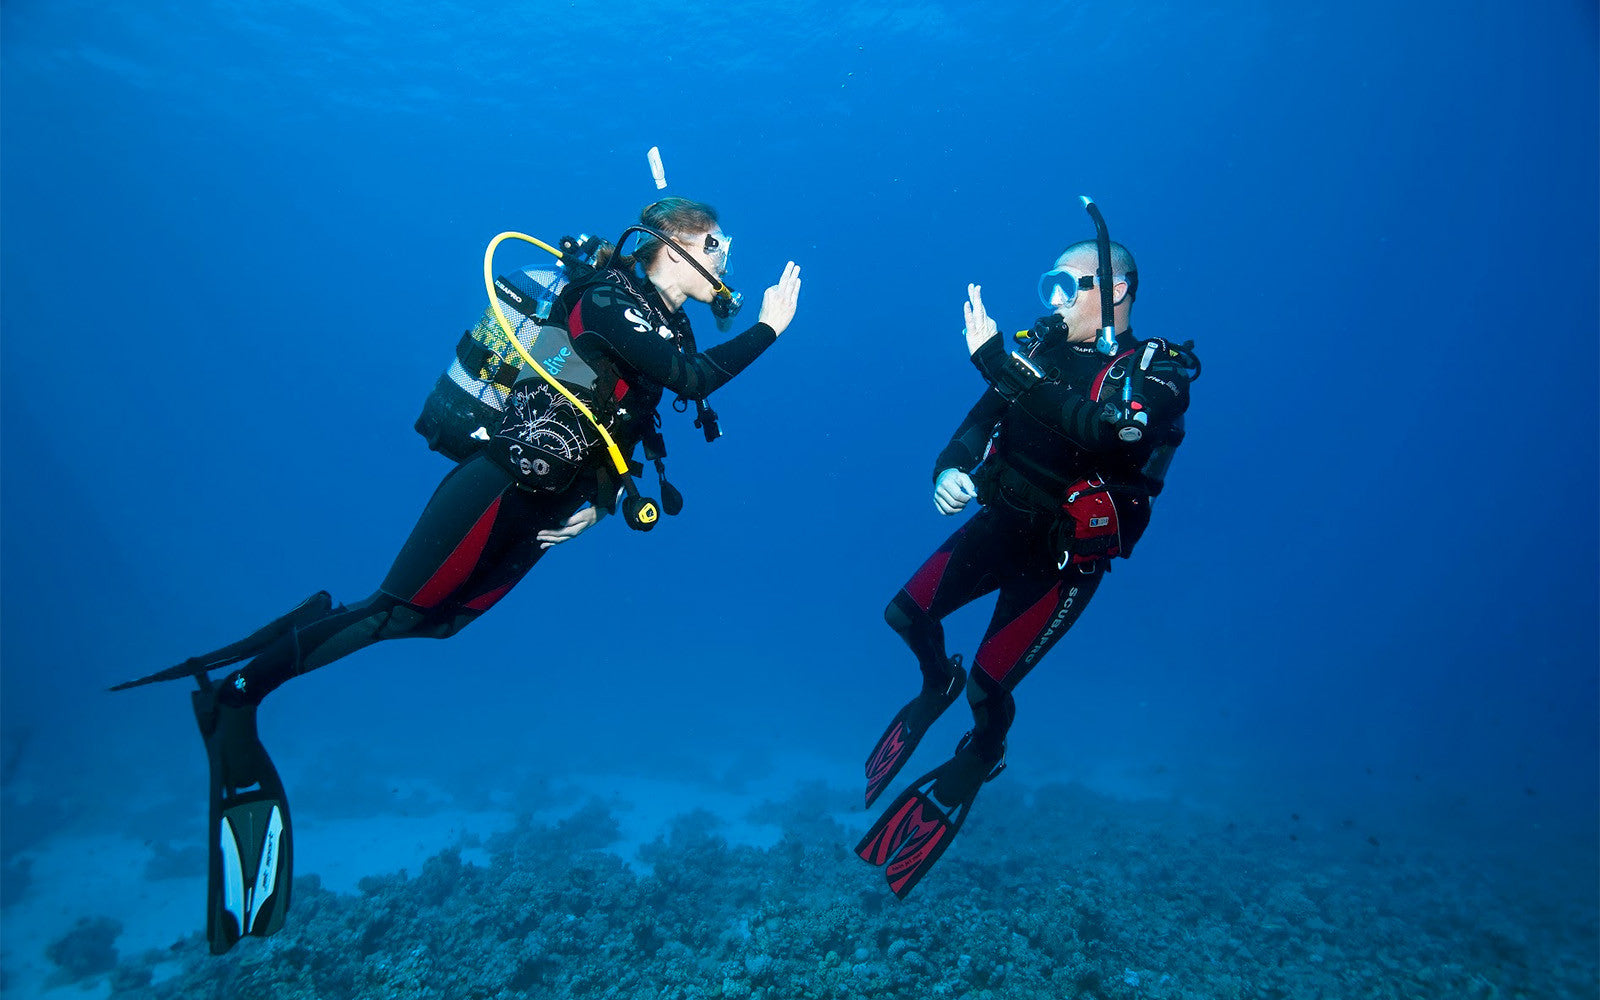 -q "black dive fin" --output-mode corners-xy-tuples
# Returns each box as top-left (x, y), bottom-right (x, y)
(856, 736), (1003, 899)
(193, 682), (293, 954)
(864, 655), (965, 808)
(109, 591), (332, 691)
